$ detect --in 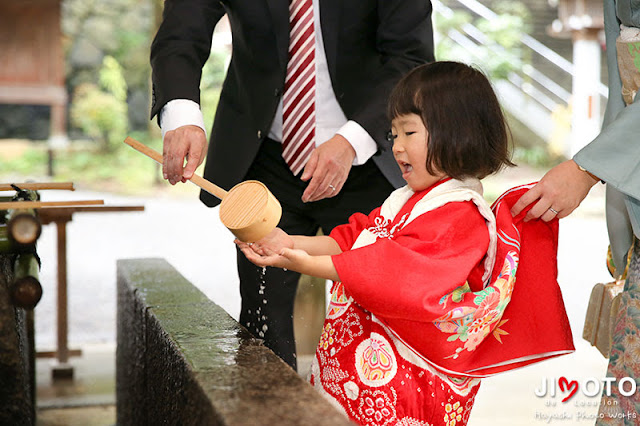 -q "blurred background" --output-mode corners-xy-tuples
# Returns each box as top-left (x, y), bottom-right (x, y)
(0, 0), (615, 425)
